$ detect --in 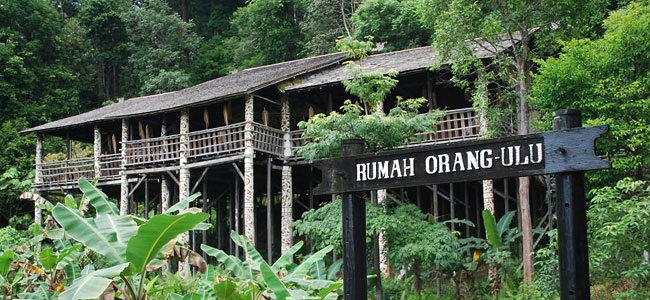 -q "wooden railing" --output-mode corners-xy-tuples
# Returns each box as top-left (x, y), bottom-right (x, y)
(99, 154), (121, 180)
(39, 157), (94, 186)
(412, 107), (480, 145)
(188, 122), (246, 159)
(124, 134), (181, 166)
(289, 107), (480, 156)
(36, 153), (121, 187)
(253, 123), (284, 156)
